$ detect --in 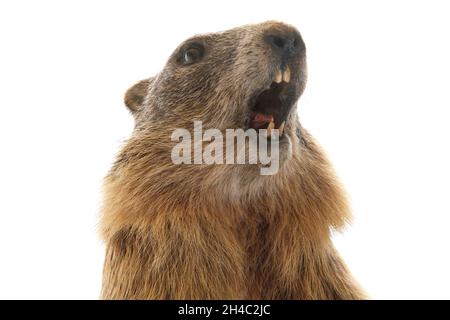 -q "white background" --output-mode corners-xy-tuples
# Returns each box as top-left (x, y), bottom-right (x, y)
(0, 0), (449, 299)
